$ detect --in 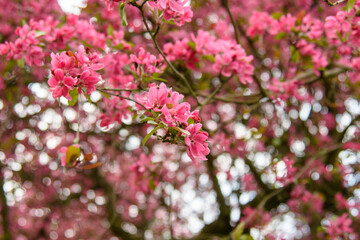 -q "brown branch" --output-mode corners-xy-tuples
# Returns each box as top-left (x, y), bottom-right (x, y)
(221, 0), (240, 44)
(134, 2), (199, 104)
(0, 164), (11, 240)
(90, 169), (139, 240)
(96, 88), (147, 109)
